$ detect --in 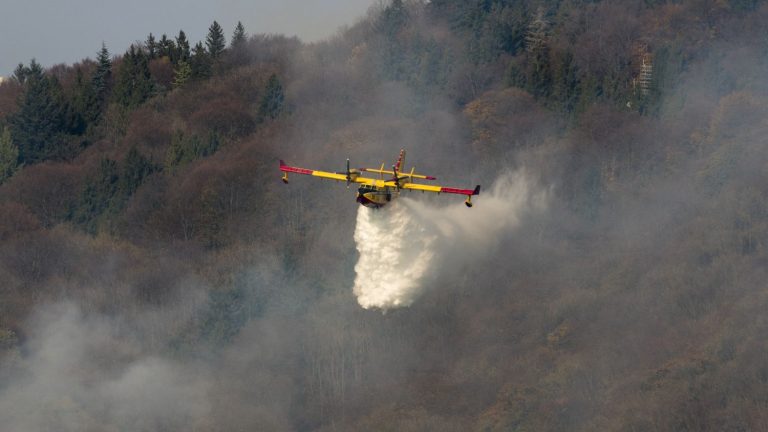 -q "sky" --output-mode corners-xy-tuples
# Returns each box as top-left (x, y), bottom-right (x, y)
(0, 0), (377, 77)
